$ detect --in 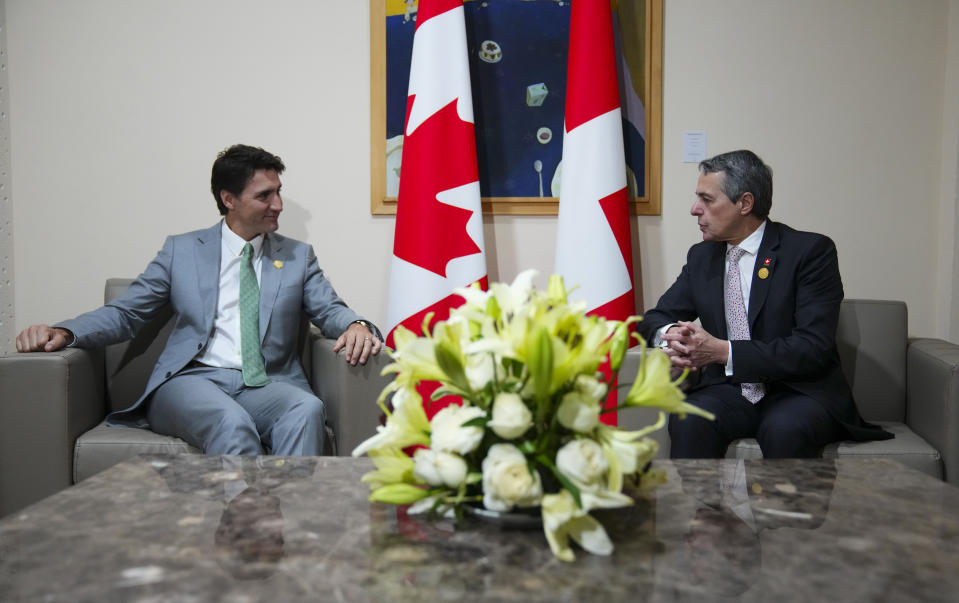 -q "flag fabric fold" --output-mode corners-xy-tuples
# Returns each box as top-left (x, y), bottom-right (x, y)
(386, 0), (488, 418)
(554, 1), (637, 426)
